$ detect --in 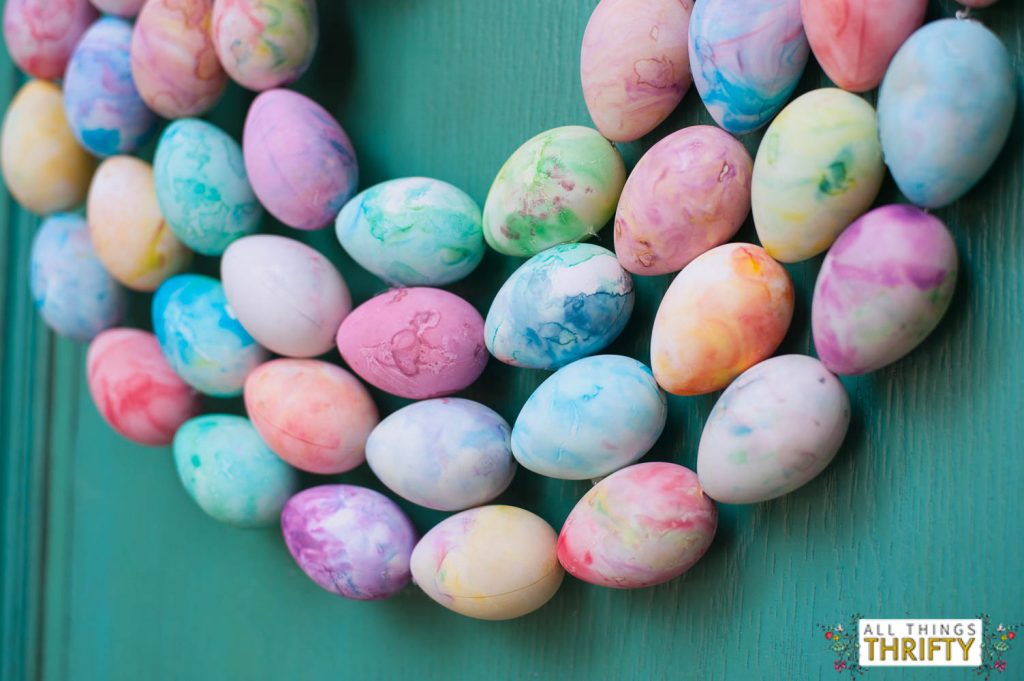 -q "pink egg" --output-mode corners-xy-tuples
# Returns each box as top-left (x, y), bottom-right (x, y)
(90, 0), (146, 17)
(337, 288), (487, 400)
(86, 328), (201, 446)
(3, 0), (97, 80)
(959, 0), (997, 6)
